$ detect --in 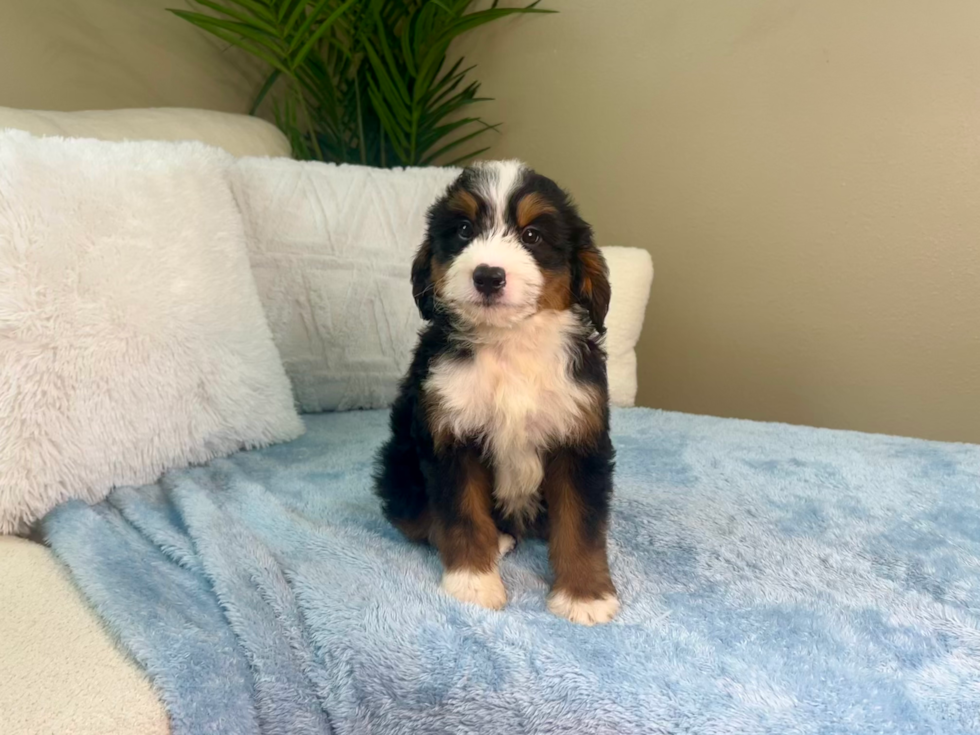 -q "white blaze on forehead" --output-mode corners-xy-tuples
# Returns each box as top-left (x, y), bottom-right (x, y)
(473, 159), (527, 230)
